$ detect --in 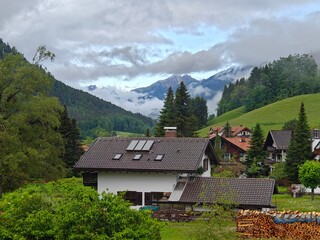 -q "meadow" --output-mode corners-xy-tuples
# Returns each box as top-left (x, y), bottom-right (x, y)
(160, 193), (320, 240)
